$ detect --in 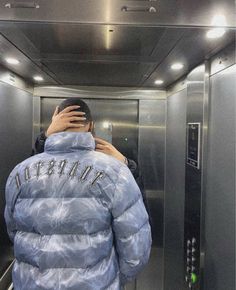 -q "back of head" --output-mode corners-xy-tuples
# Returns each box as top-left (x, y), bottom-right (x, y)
(58, 98), (93, 124)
